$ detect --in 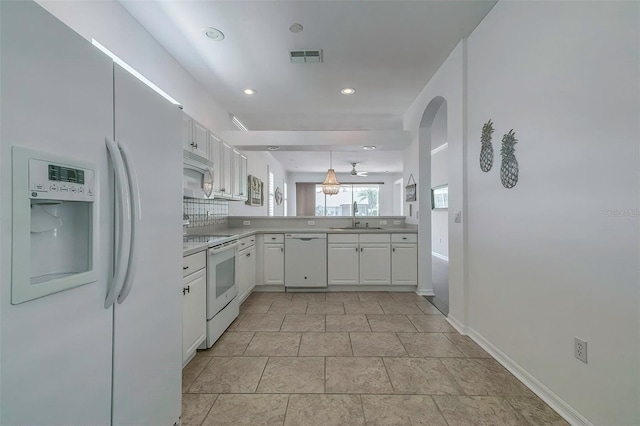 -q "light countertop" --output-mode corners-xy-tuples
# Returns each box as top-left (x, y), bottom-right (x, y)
(183, 227), (418, 257)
